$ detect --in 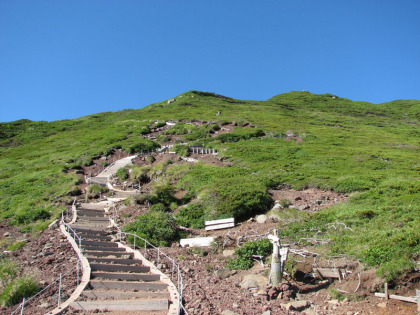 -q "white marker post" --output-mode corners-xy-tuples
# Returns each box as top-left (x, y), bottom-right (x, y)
(268, 229), (282, 286)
